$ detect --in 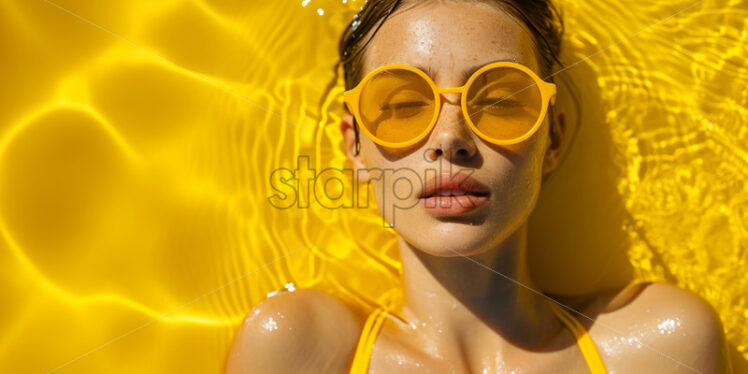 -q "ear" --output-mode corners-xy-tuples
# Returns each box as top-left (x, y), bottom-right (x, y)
(542, 109), (566, 180)
(340, 113), (370, 183)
